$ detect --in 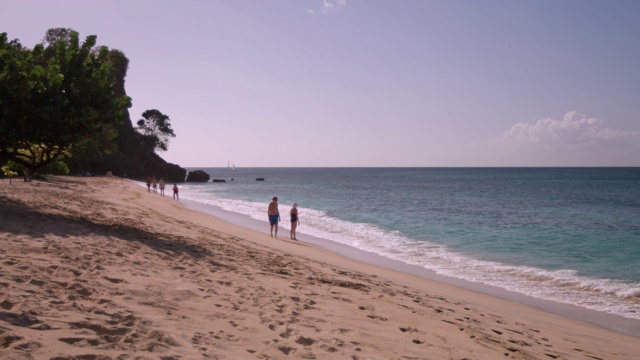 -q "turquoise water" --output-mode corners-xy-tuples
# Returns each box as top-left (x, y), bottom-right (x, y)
(177, 167), (640, 319)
